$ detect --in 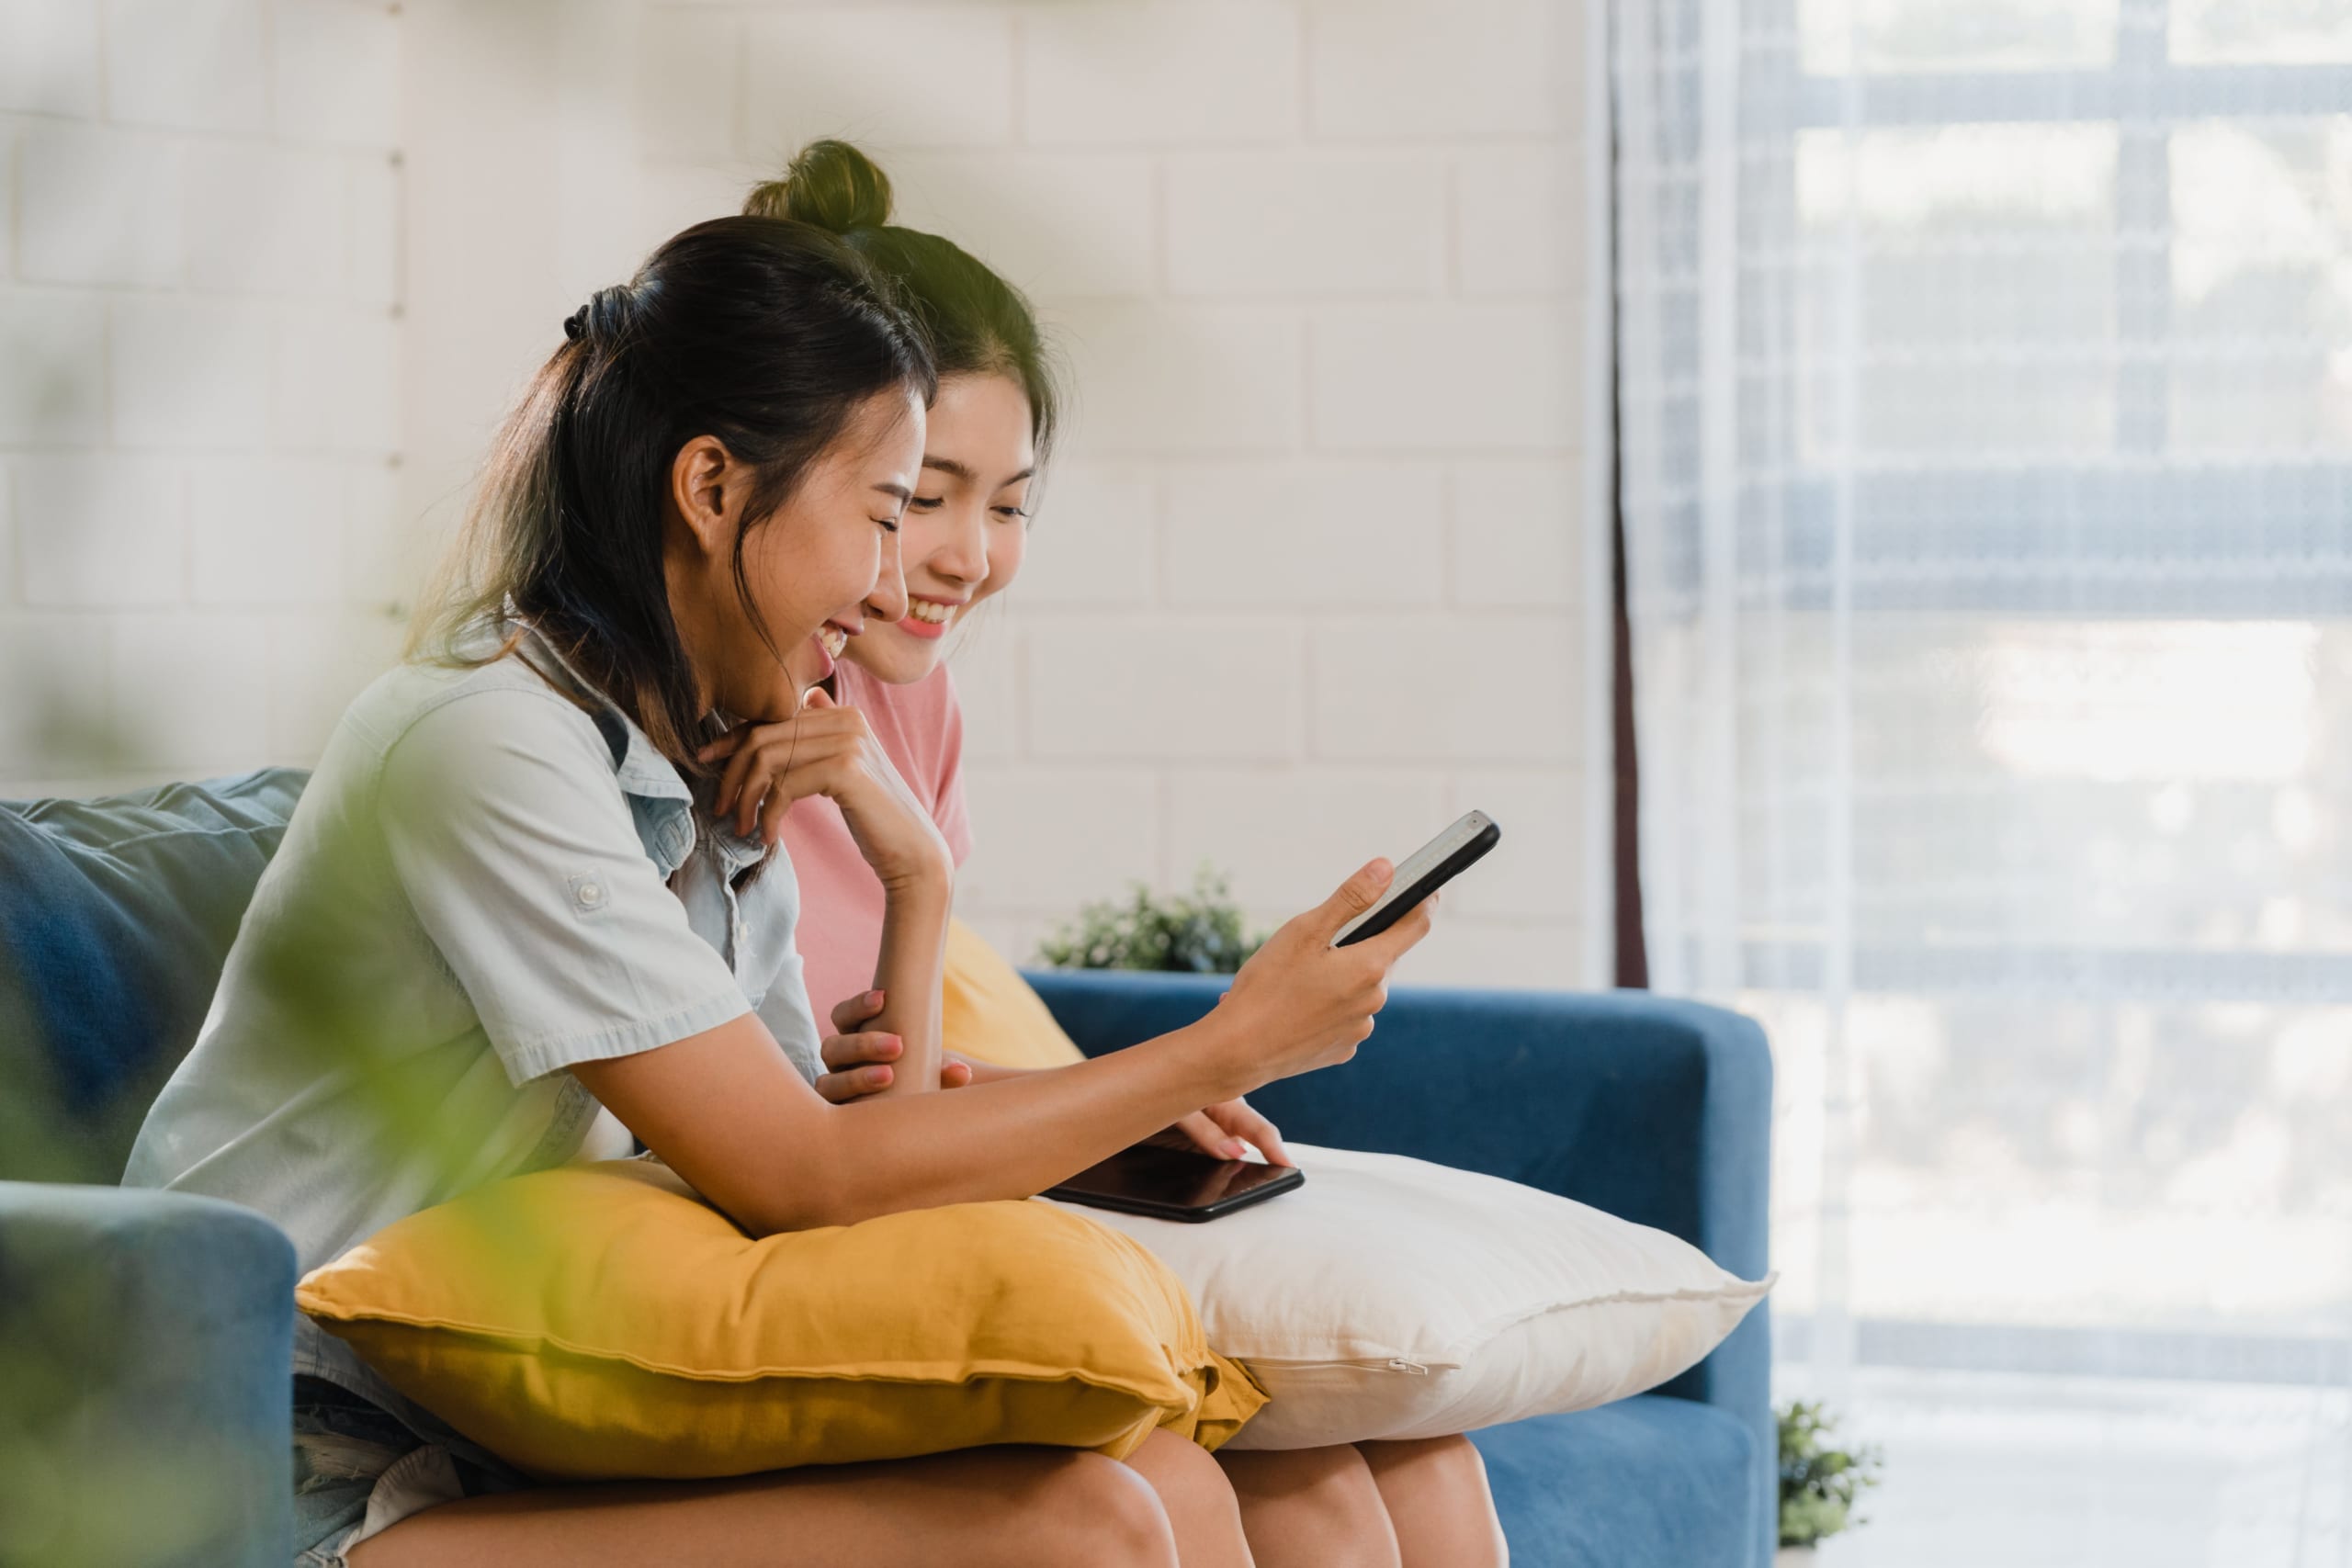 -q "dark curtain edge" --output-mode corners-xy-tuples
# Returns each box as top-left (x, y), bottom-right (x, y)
(1604, 6), (1649, 991)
